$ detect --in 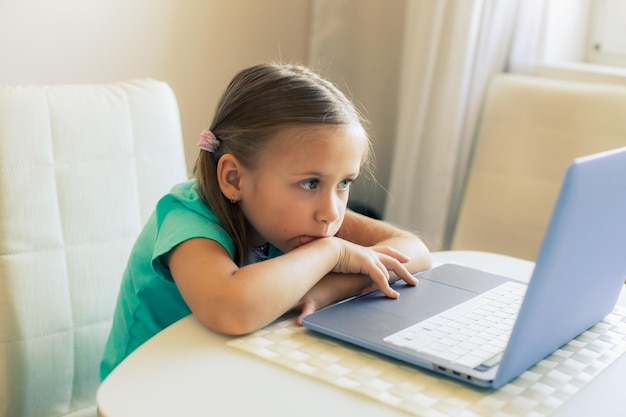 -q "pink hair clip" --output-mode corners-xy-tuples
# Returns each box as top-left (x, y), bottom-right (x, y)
(198, 129), (220, 153)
